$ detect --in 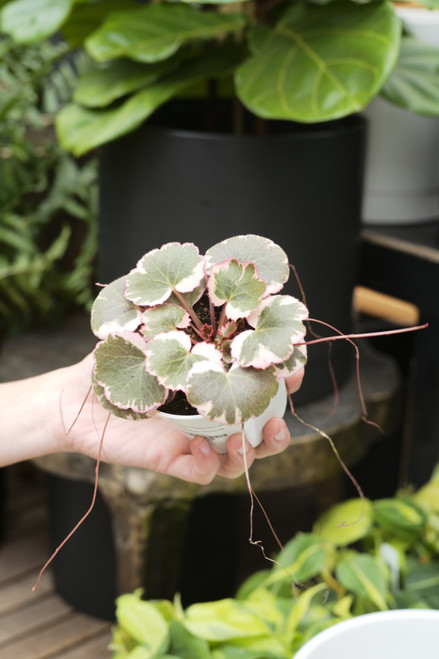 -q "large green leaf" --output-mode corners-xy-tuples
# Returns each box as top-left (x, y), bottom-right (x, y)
(116, 592), (170, 652)
(74, 58), (180, 108)
(0, 0), (74, 42)
(335, 553), (389, 610)
(374, 497), (427, 541)
(184, 598), (271, 641)
(86, 3), (245, 63)
(187, 361), (278, 424)
(93, 333), (167, 414)
(313, 498), (373, 546)
(235, 0), (401, 122)
(380, 37), (439, 116)
(62, 0), (139, 48)
(231, 295), (308, 369)
(265, 533), (328, 586)
(56, 41), (245, 154)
